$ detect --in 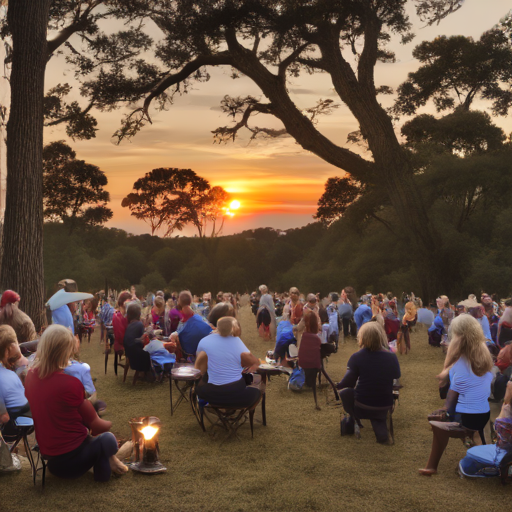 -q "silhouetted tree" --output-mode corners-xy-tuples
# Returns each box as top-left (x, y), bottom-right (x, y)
(43, 141), (112, 233)
(122, 168), (230, 238)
